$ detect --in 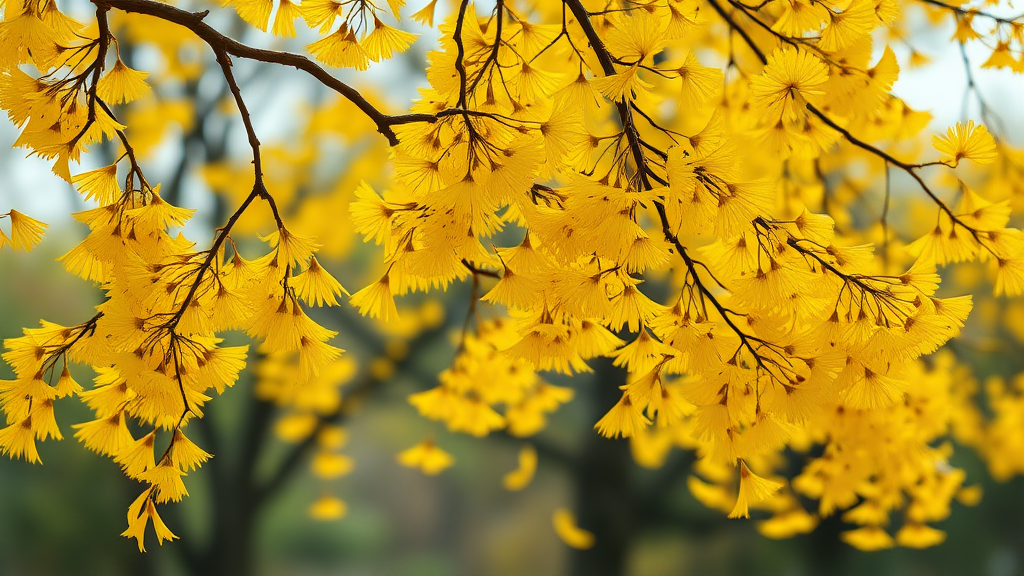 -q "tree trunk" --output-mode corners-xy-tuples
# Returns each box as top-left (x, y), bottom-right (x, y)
(191, 390), (275, 576)
(570, 356), (634, 576)
(199, 489), (257, 576)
